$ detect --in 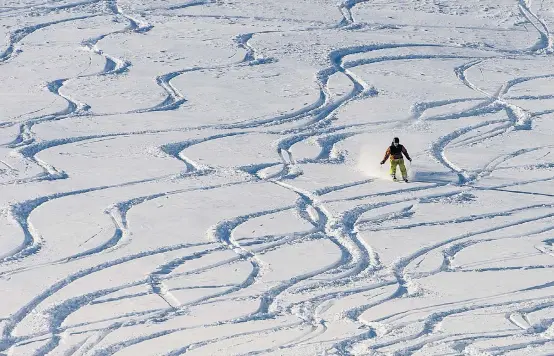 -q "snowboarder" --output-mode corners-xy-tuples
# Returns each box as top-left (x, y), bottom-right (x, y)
(380, 137), (412, 182)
